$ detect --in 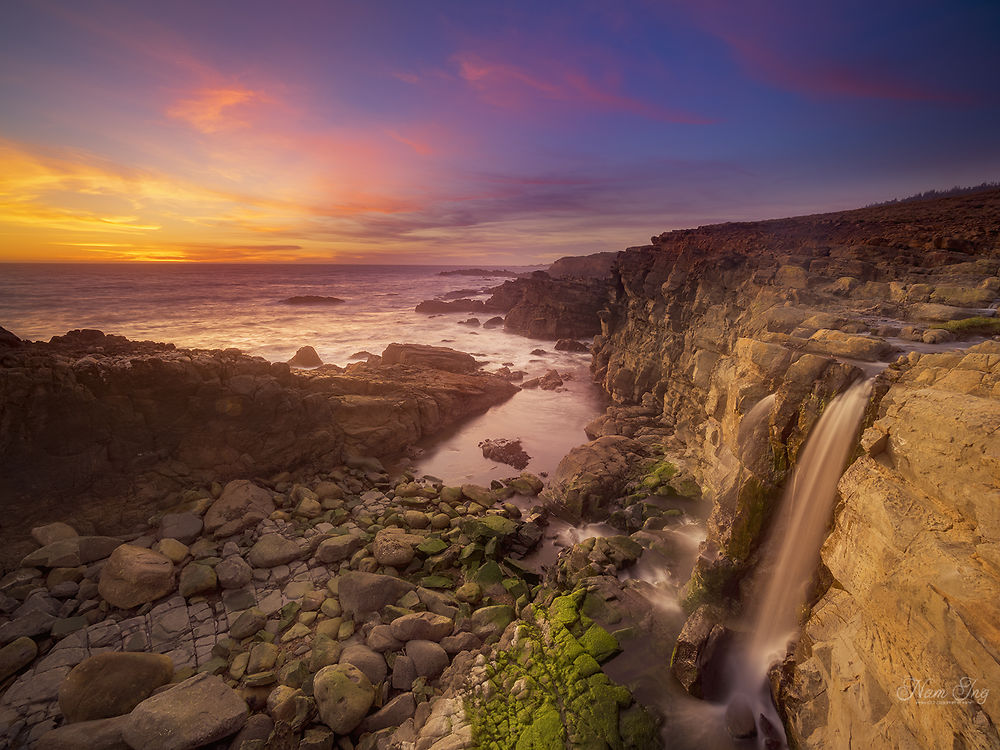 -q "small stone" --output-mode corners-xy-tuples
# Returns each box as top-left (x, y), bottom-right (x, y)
(316, 534), (363, 564)
(389, 612), (453, 642)
(230, 609), (267, 640)
(215, 556), (253, 589)
(339, 644), (387, 685)
(455, 582), (482, 604)
(159, 513), (203, 544)
(391, 656), (417, 690)
(247, 642), (278, 673)
(361, 691), (416, 732)
(153, 538), (189, 564)
(309, 634), (342, 671)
